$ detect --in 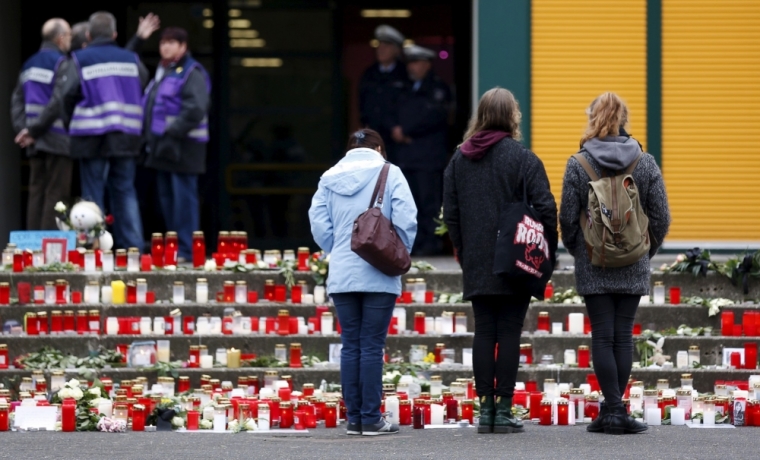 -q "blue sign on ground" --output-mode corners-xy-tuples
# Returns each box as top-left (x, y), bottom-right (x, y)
(9, 231), (77, 251)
